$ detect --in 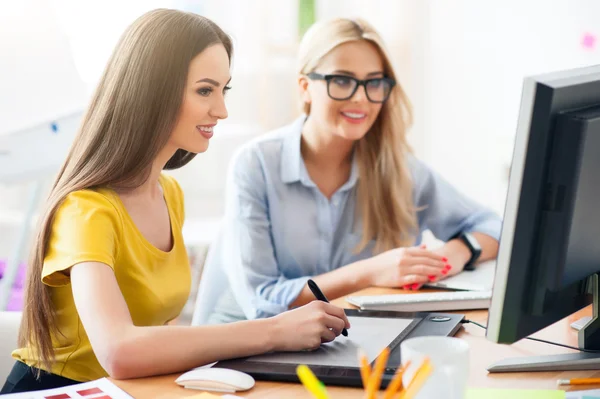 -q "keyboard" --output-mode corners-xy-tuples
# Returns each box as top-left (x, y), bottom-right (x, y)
(346, 290), (492, 312)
